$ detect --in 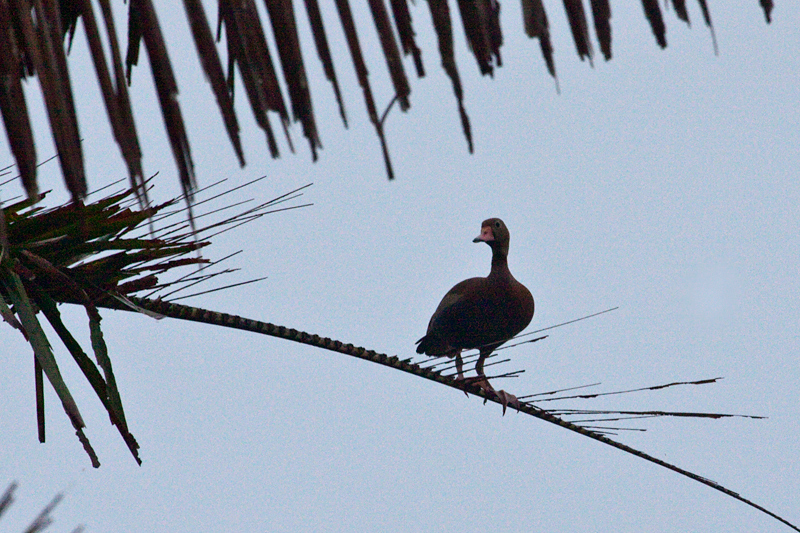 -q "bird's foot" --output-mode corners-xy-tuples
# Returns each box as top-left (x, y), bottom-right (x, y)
(461, 375), (490, 393)
(453, 374), (470, 397)
(471, 378), (520, 415)
(494, 389), (521, 416)
(472, 378), (498, 407)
